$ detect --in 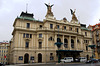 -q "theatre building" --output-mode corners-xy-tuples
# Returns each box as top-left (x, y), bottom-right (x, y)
(9, 4), (92, 64)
